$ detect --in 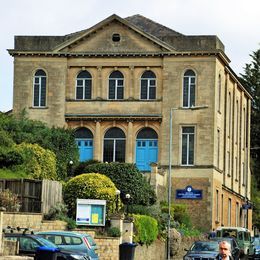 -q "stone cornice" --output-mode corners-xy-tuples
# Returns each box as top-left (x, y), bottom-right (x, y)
(65, 114), (162, 122)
